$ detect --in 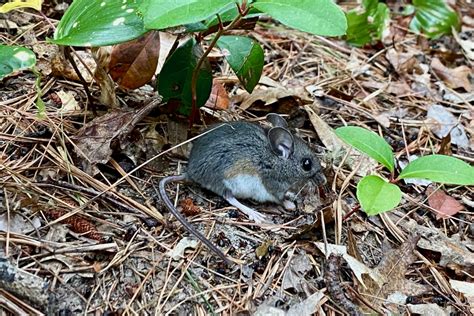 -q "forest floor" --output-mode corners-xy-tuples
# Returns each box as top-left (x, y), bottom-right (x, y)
(0, 2), (473, 315)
